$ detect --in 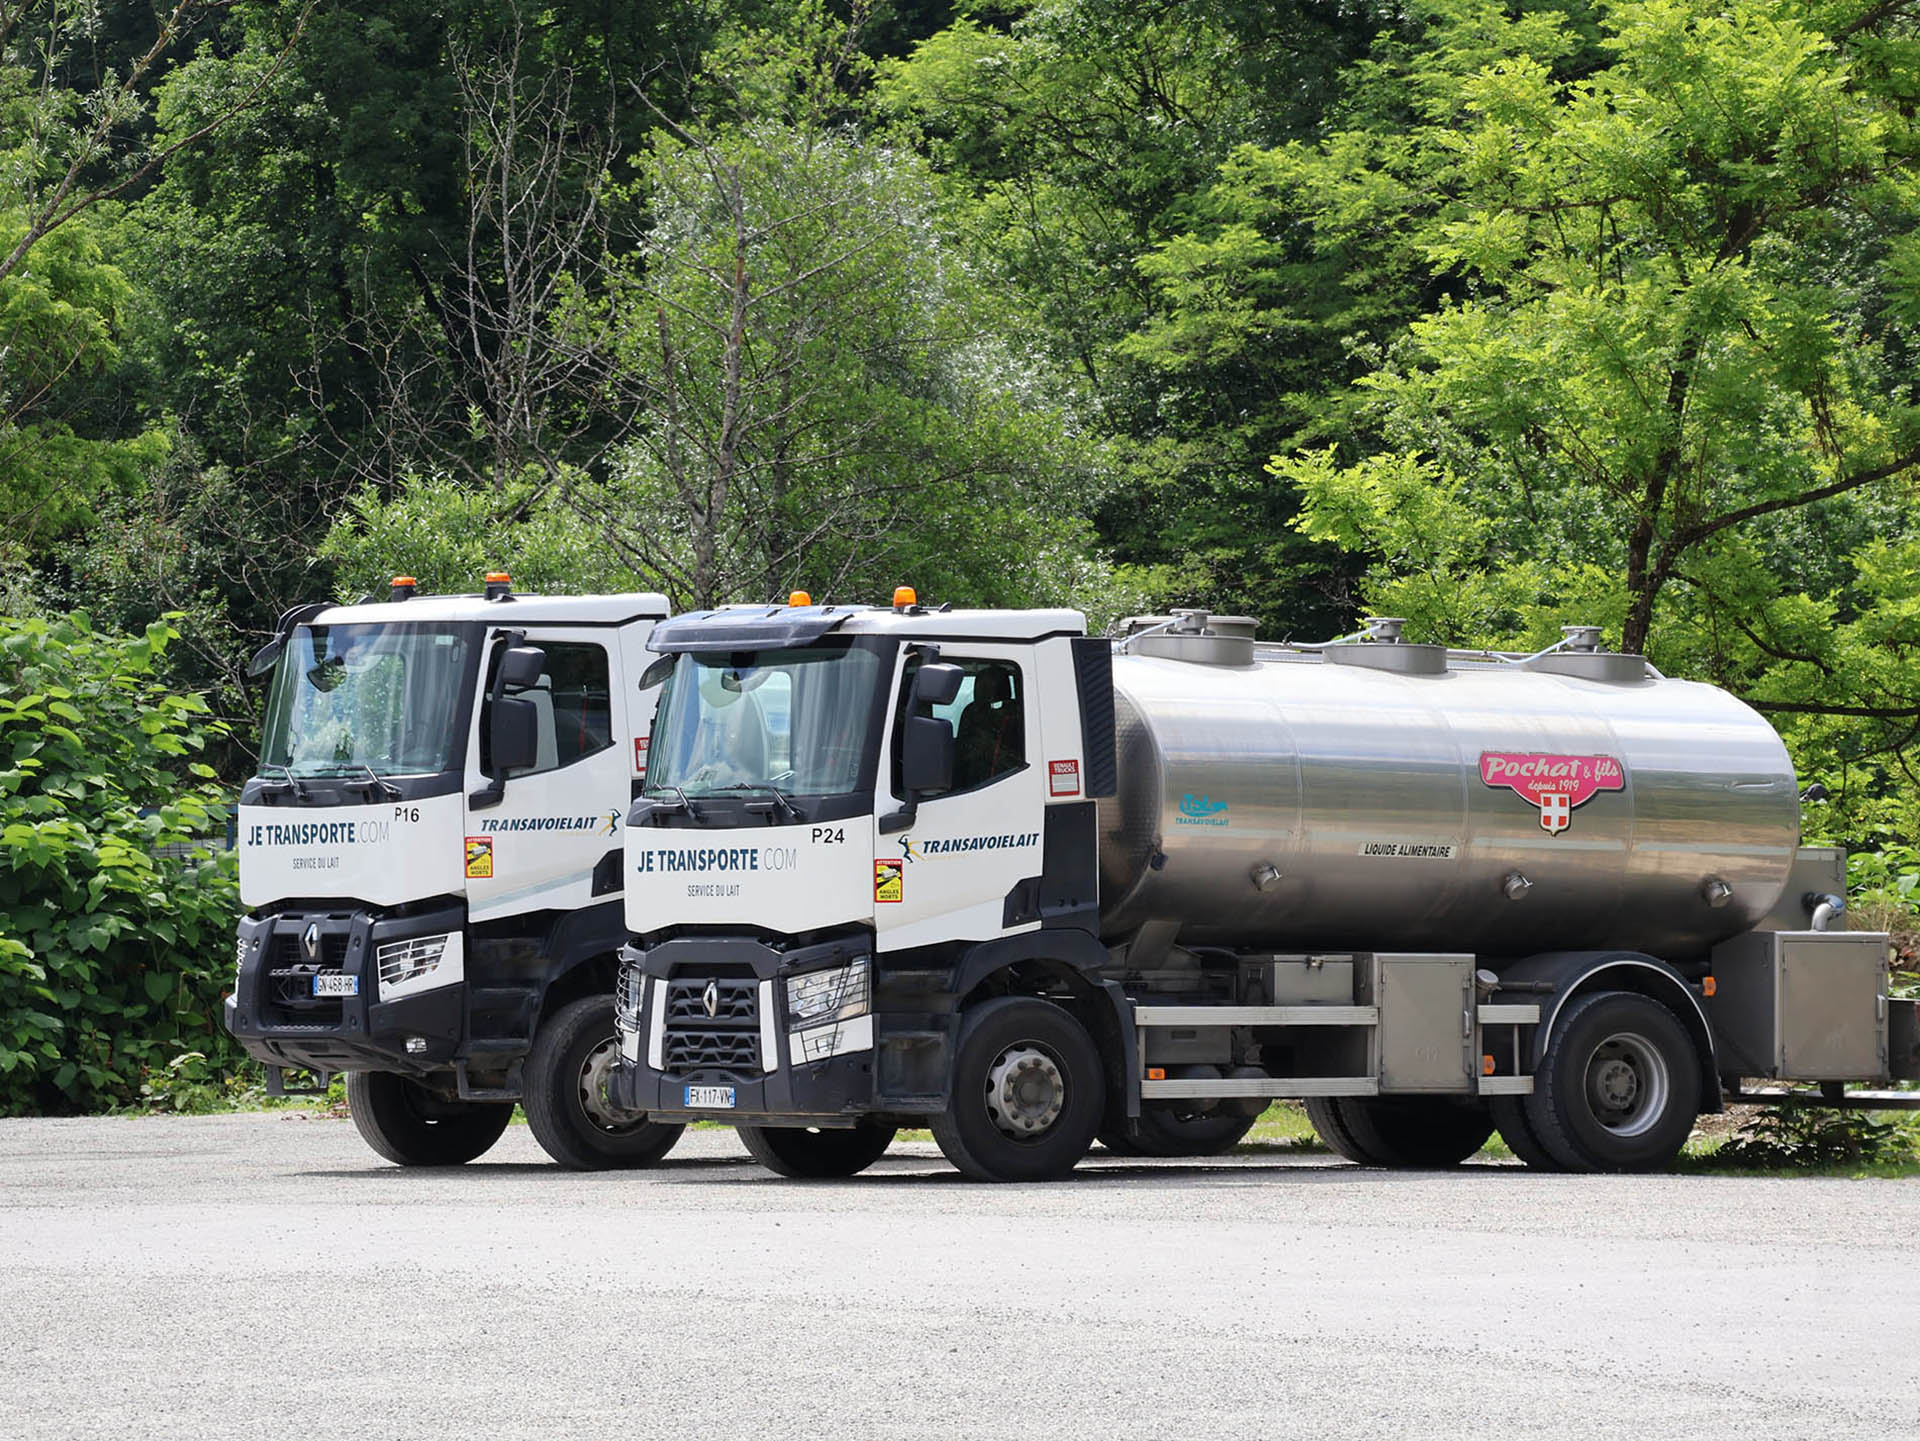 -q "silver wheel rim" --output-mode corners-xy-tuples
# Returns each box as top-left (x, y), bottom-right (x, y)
(578, 1037), (650, 1134)
(984, 1044), (1066, 1141)
(1583, 1030), (1670, 1139)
